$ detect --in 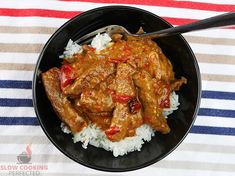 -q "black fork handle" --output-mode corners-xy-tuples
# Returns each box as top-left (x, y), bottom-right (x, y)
(140, 12), (235, 38)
